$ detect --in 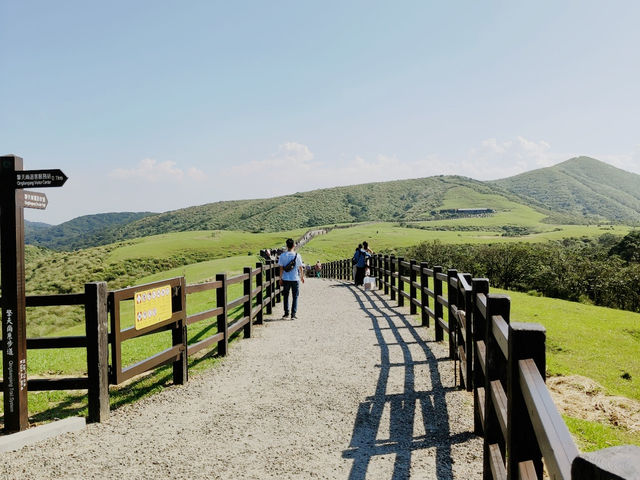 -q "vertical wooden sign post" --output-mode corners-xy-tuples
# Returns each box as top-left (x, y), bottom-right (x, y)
(0, 155), (67, 432)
